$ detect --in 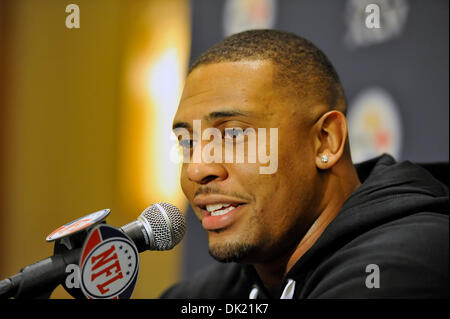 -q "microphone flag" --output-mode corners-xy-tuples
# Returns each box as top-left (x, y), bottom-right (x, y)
(79, 224), (139, 299)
